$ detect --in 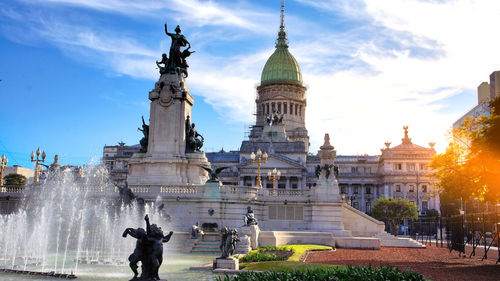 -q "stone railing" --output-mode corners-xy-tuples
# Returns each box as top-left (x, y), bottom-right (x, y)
(0, 185), (25, 193)
(160, 185), (200, 194)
